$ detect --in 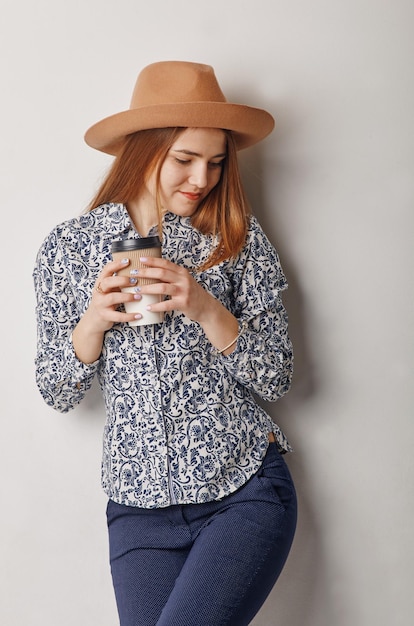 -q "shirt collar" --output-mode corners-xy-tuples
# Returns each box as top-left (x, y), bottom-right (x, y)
(92, 202), (192, 237)
(95, 203), (133, 235)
